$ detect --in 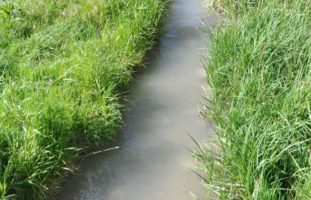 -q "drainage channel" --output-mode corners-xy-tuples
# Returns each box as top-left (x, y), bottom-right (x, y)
(56, 0), (217, 199)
